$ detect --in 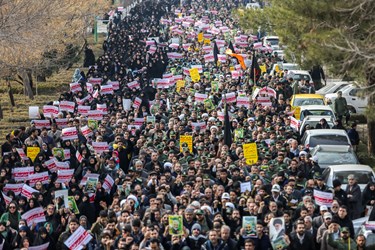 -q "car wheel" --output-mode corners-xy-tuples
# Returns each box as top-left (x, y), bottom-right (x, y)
(348, 106), (356, 114)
